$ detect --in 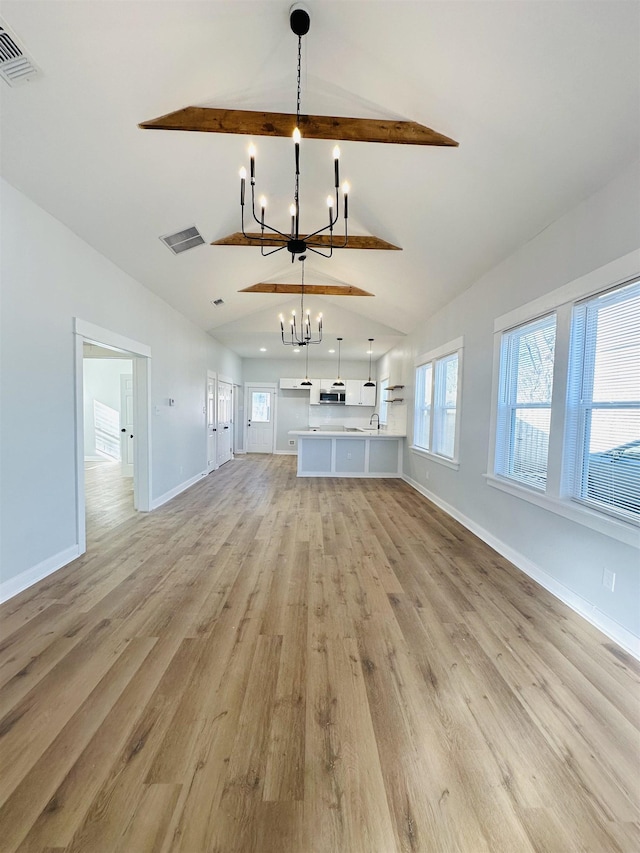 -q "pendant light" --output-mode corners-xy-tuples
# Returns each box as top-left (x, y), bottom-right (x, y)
(334, 337), (344, 386)
(301, 345), (312, 386)
(364, 338), (375, 386)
